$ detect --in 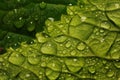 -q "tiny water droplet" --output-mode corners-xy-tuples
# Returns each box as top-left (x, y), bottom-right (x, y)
(100, 21), (111, 29)
(77, 42), (86, 50)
